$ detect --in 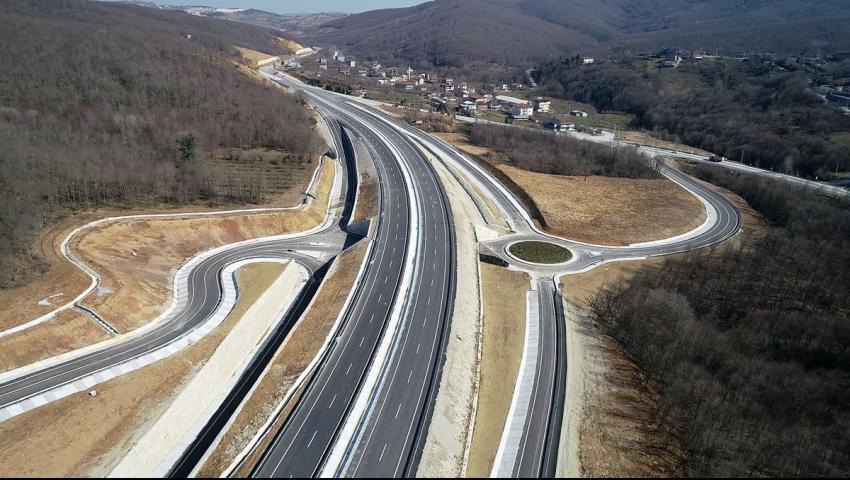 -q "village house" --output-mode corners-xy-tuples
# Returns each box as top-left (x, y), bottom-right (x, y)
(544, 115), (575, 132)
(394, 81), (414, 92)
(461, 100), (477, 114)
(496, 95), (534, 118)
